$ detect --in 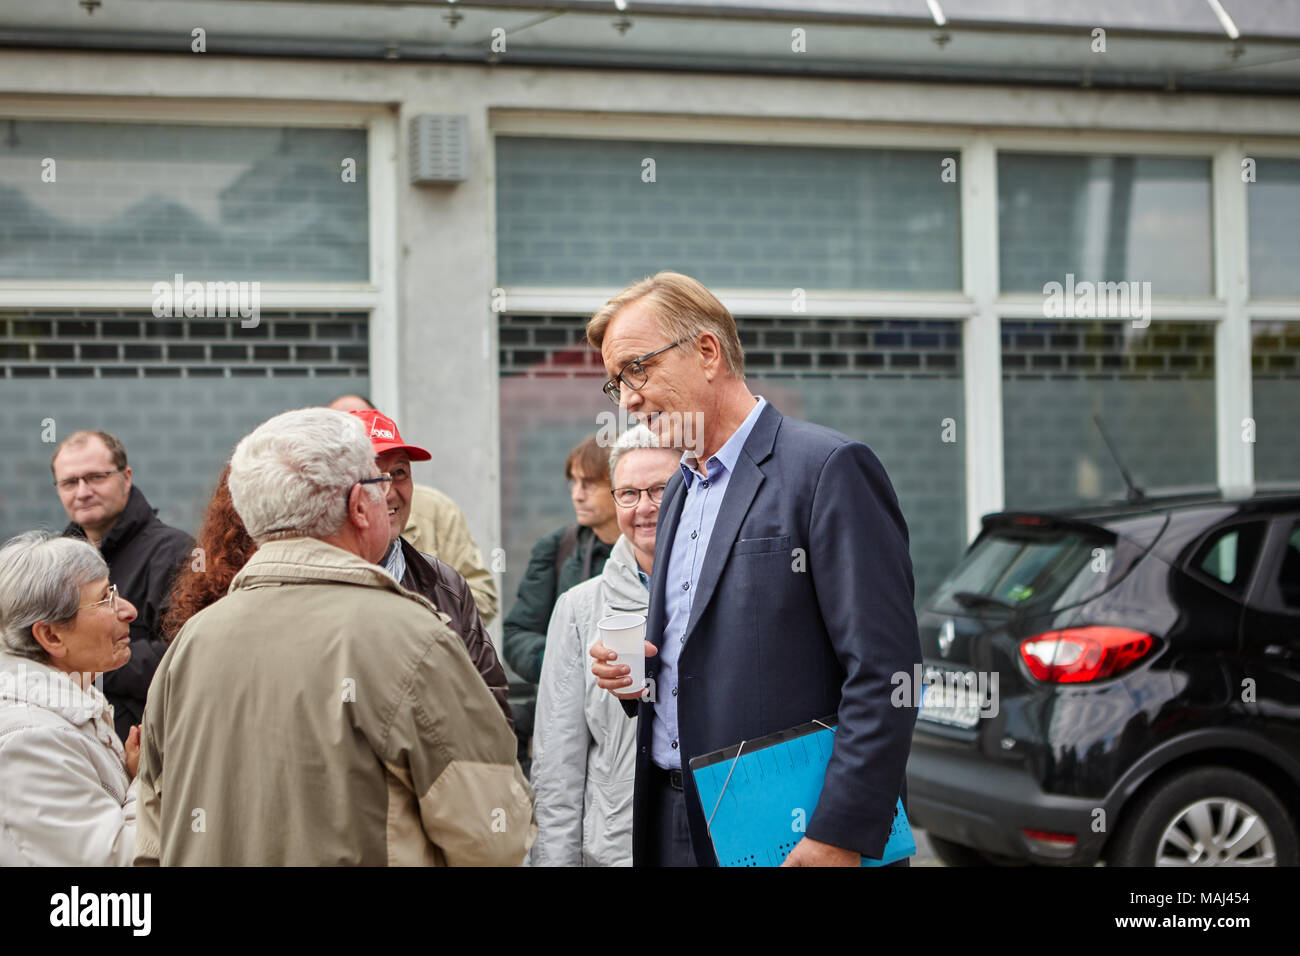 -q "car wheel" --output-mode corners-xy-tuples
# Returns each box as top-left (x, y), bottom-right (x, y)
(1109, 767), (1298, 867)
(927, 834), (993, 867)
